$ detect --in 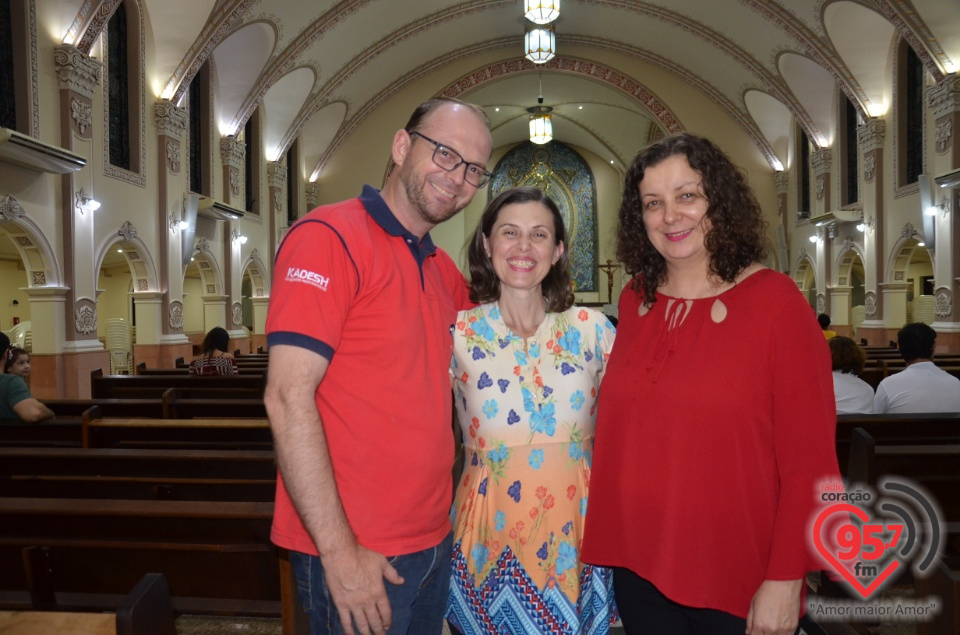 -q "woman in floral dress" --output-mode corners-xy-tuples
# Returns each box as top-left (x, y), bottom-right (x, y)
(446, 187), (617, 635)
